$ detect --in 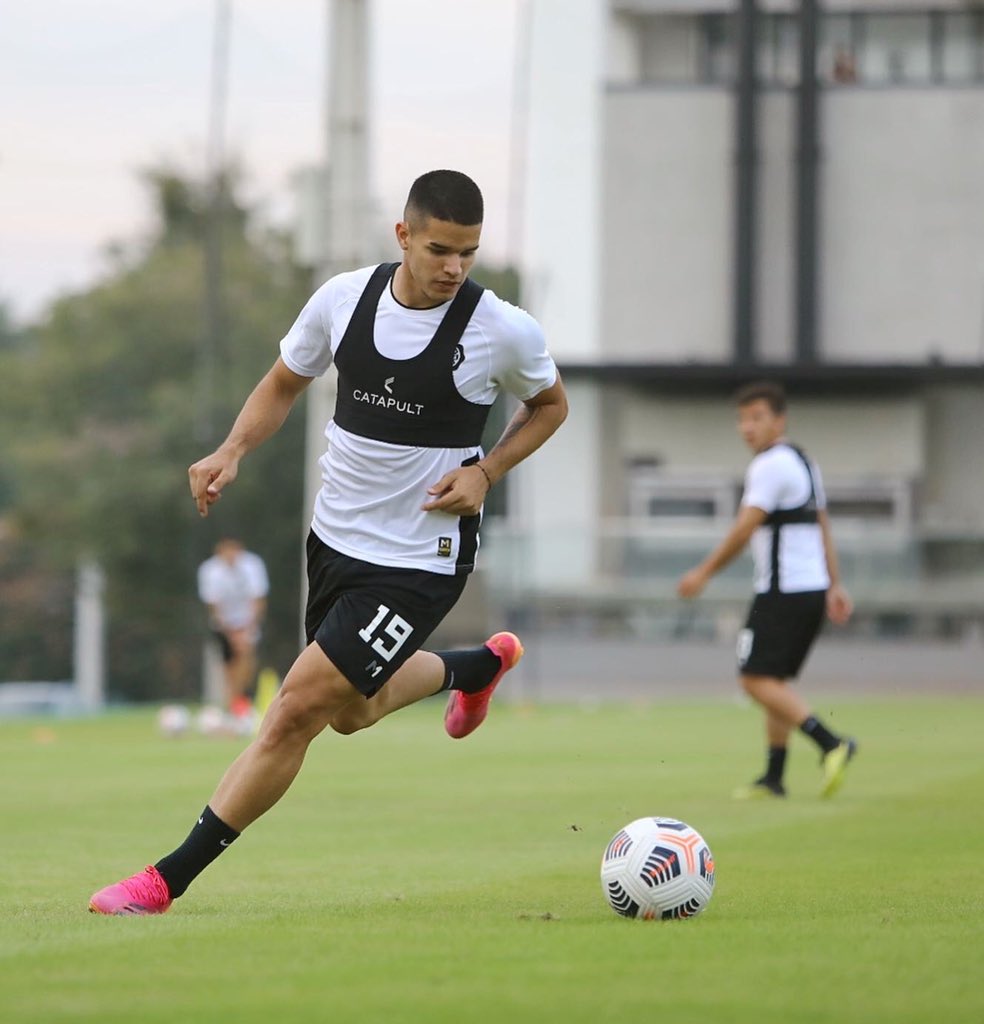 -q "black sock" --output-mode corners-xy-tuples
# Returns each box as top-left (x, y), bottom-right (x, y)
(154, 805), (240, 899)
(763, 745), (787, 785)
(799, 715), (841, 754)
(436, 646), (501, 693)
